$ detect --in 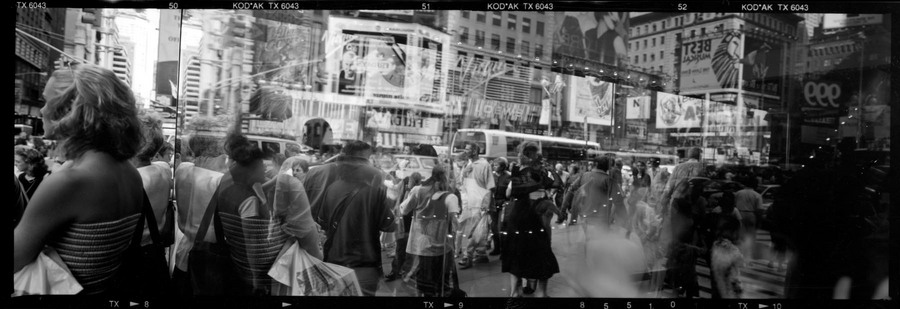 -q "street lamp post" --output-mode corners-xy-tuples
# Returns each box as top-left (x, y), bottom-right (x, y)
(855, 33), (866, 149)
